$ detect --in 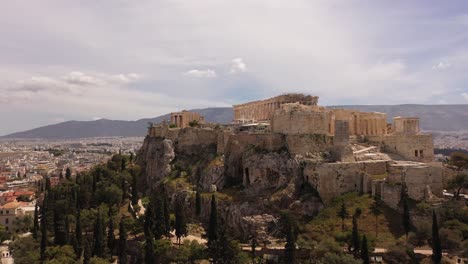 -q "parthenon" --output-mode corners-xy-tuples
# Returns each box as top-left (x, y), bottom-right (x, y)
(233, 93), (319, 123)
